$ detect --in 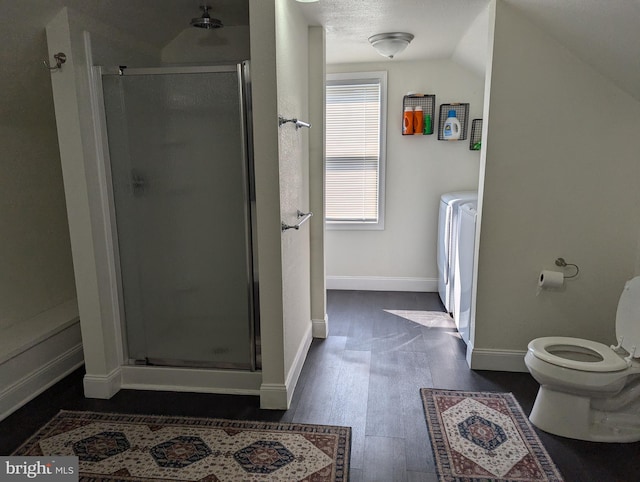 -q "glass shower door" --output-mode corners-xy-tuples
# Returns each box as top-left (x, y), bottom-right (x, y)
(102, 65), (255, 369)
